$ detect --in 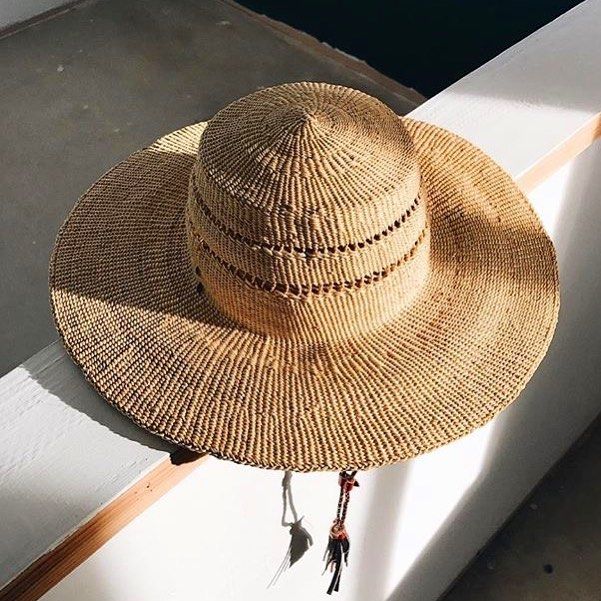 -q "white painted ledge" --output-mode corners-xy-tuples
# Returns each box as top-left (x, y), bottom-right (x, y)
(0, 346), (169, 586)
(2, 1), (601, 599)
